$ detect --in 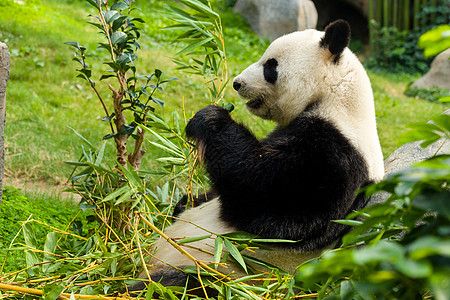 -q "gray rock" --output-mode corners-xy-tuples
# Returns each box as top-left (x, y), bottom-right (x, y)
(411, 49), (450, 90)
(367, 109), (450, 206)
(234, 0), (318, 41)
